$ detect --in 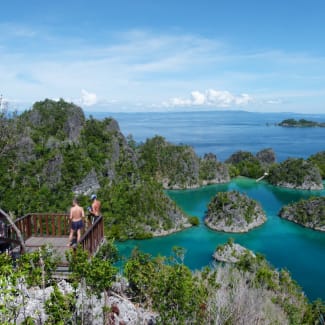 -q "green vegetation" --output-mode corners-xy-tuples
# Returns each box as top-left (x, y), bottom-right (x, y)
(188, 216), (200, 226)
(139, 135), (201, 188)
(199, 153), (230, 184)
(279, 196), (325, 230)
(279, 118), (325, 127)
(0, 99), (189, 240)
(214, 242), (325, 325)
(205, 191), (266, 232)
(1, 98), (325, 324)
(225, 150), (264, 178)
(0, 237), (324, 324)
(268, 158), (323, 189)
(44, 284), (75, 325)
(308, 151), (325, 179)
(124, 247), (208, 324)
